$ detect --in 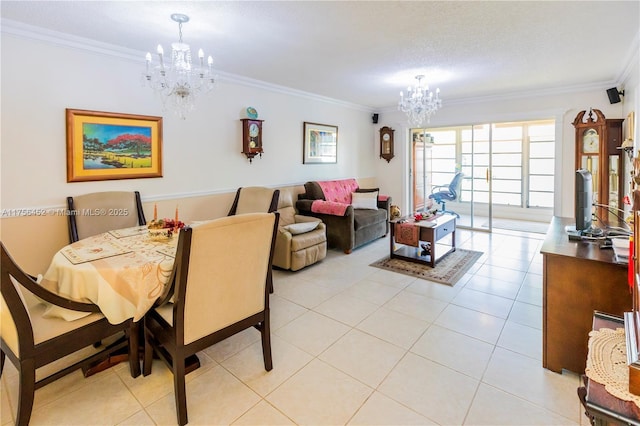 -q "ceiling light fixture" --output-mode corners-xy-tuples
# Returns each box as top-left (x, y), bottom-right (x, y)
(398, 75), (442, 127)
(142, 13), (216, 119)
